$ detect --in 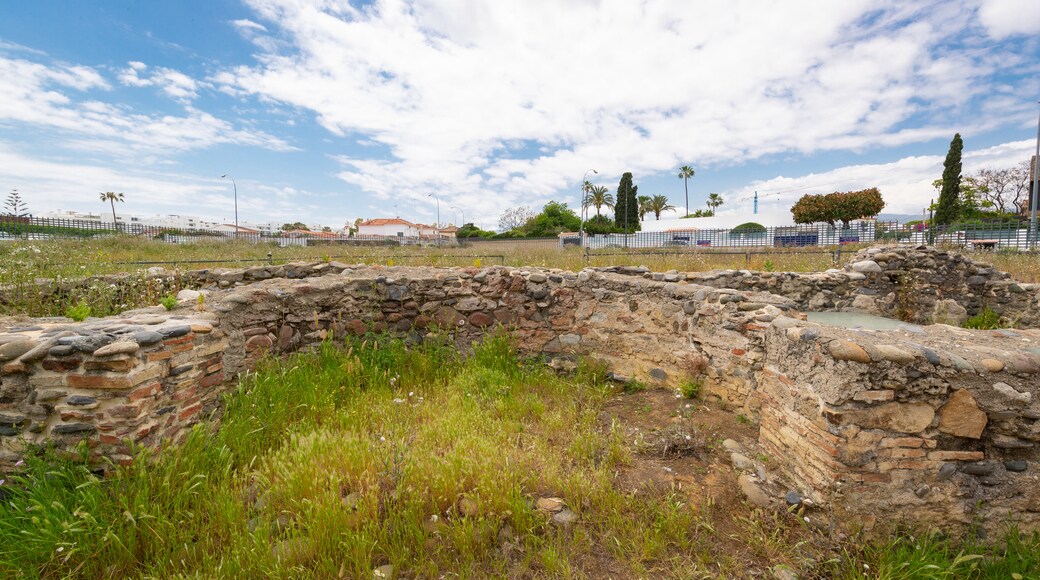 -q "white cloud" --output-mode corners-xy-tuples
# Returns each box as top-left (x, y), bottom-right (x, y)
(218, 0), (1036, 225)
(119, 62), (203, 102)
(711, 139), (1035, 218)
(231, 19), (268, 33)
(0, 144), (343, 226)
(0, 54), (293, 156)
(978, 0), (1040, 38)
